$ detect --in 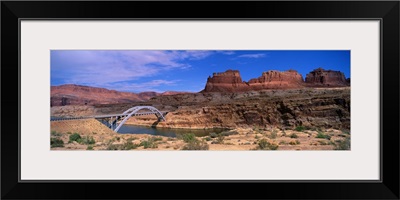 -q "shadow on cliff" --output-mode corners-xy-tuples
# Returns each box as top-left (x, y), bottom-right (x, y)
(151, 112), (169, 128)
